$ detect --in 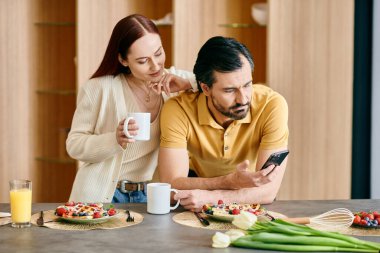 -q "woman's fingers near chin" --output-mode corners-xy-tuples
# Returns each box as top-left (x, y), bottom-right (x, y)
(149, 82), (160, 93)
